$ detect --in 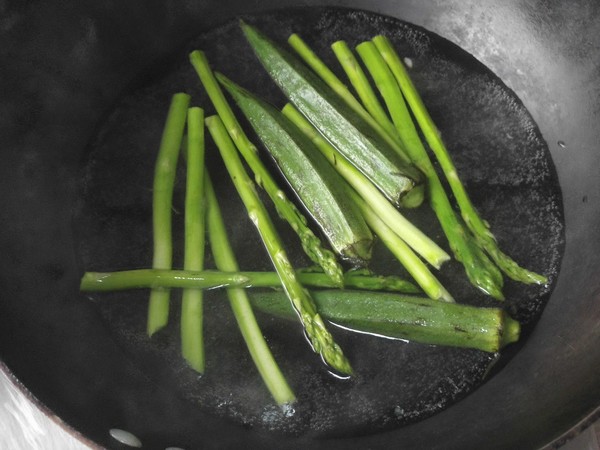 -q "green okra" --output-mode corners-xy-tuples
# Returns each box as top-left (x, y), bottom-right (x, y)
(240, 22), (424, 209)
(189, 49), (344, 286)
(218, 73), (373, 264)
(250, 290), (520, 353)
